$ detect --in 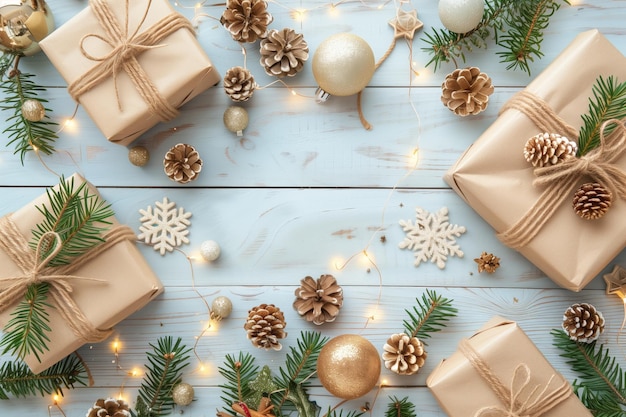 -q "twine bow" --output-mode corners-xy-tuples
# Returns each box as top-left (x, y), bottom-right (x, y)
(0, 215), (136, 343)
(495, 90), (626, 248)
(67, 0), (195, 121)
(459, 339), (572, 417)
